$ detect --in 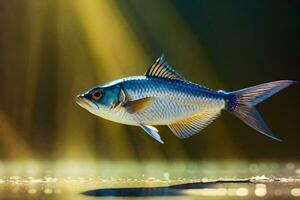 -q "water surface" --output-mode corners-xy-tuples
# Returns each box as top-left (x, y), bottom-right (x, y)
(0, 161), (299, 199)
